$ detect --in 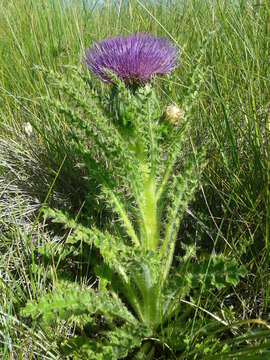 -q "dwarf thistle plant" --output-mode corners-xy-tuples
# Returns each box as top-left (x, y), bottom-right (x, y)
(21, 35), (246, 359)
